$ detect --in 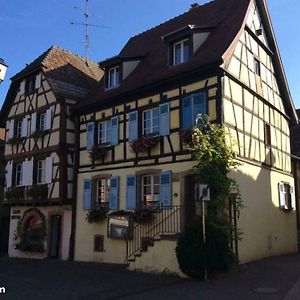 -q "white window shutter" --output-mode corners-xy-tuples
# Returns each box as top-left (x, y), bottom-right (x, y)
(27, 159), (33, 186)
(46, 108), (53, 130)
(35, 73), (42, 89)
(278, 182), (286, 209)
(45, 156), (53, 184)
(21, 117), (28, 137)
(31, 112), (37, 134)
(290, 185), (296, 211)
(20, 80), (25, 95)
(22, 161), (27, 186)
(7, 120), (14, 140)
(5, 161), (12, 188)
